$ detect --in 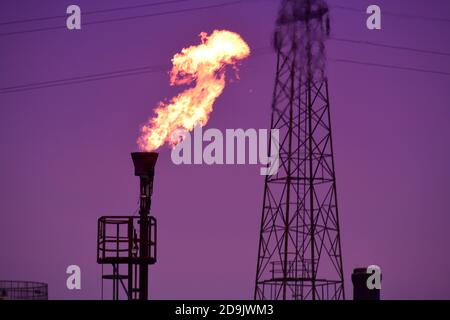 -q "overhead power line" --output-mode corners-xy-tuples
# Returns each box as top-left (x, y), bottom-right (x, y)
(332, 58), (450, 77)
(330, 4), (450, 23)
(1, 53), (449, 95)
(0, 0), (248, 37)
(0, 0), (194, 26)
(330, 37), (450, 57)
(0, 65), (168, 94)
(0, 47), (272, 94)
(0, 65), (167, 91)
(2, 34), (450, 94)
